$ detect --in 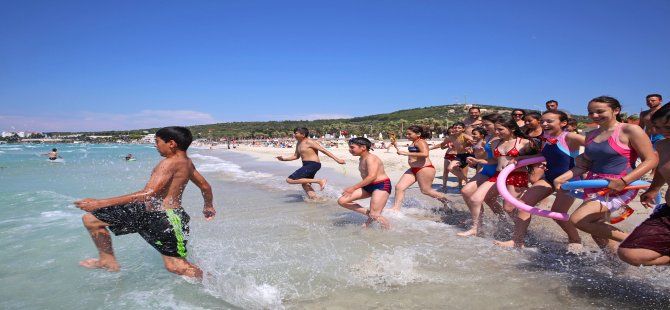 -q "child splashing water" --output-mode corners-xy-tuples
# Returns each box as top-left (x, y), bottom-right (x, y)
(338, 137), (391, 229)
(459, 113), (505, 237)
(432, 123), (473, 189)
(391, 125), (452, 212)
(489, 115), (538, 239)
(494, 110), (585, 249)
(554, 96), (657, 256)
